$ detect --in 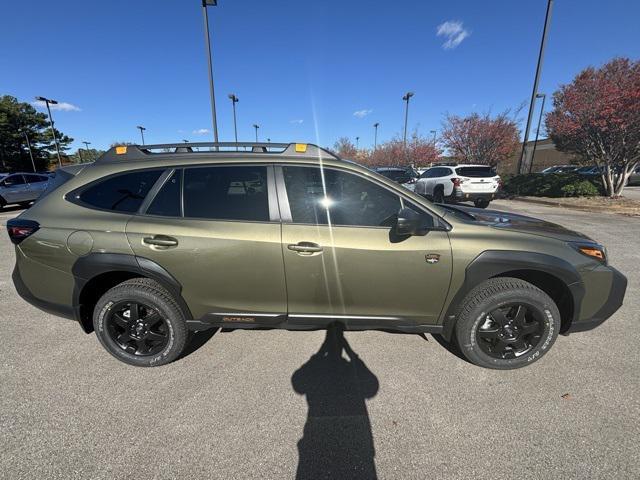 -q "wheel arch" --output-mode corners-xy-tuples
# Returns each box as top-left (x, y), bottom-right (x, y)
(71, 253), (193, 333)
(440, 250), (584, 340)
